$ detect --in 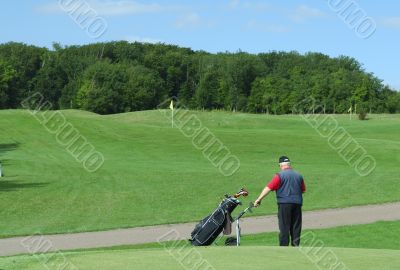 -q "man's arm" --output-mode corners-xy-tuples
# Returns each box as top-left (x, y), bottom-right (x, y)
(254, 186), (272, 207)
(301, 180), (306, 193)
(254, 174), (281, 207)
